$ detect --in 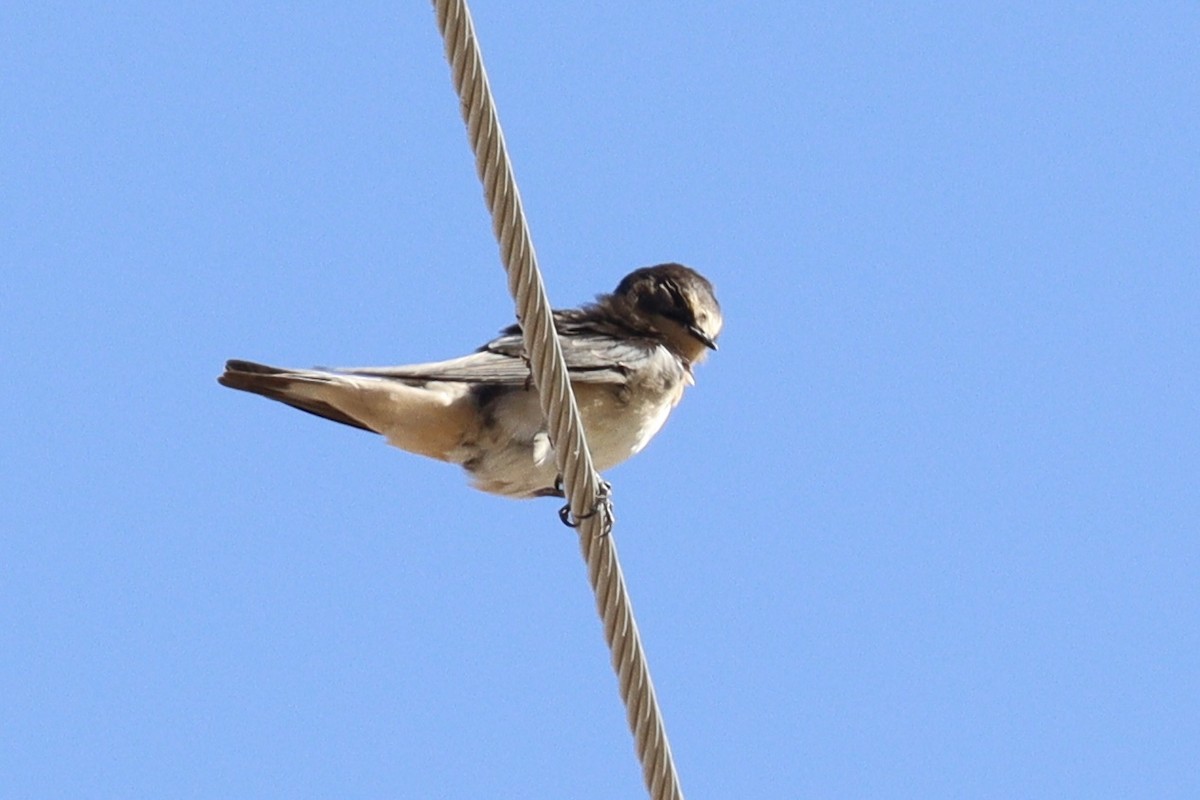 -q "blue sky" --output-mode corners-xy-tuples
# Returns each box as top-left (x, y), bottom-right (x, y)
(3, 3), (1197, 797)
